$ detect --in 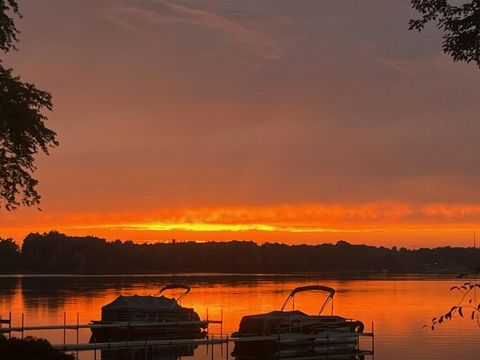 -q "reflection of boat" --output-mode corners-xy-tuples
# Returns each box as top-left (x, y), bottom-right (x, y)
(90, 284), (207, 342)
(101, 344), (195, 360)
(234, 352), (366, 360)
(232, 285), (364, 358)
